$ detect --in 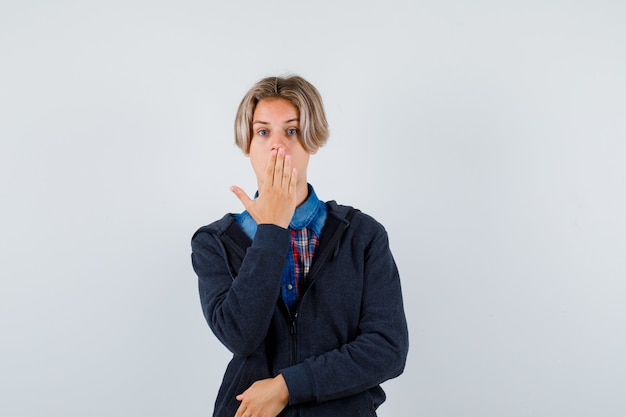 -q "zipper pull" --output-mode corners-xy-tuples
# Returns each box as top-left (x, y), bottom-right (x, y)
(291, 313), (298, 335)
